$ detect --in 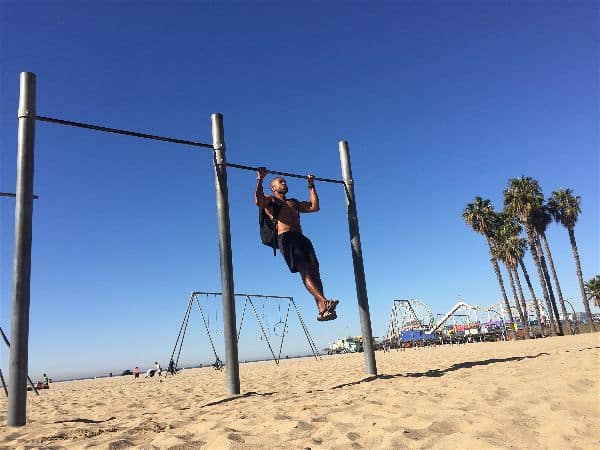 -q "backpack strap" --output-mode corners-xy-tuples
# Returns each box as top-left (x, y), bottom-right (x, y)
(270, 198), (283, 256)
(271, 197), (283, 220)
